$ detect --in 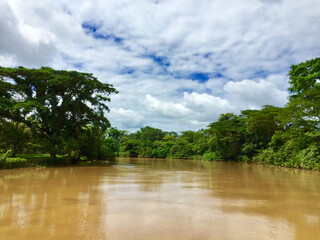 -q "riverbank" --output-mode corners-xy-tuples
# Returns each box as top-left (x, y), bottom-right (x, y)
(0, 154), (115, 170)
(1, 153), (319, 171)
